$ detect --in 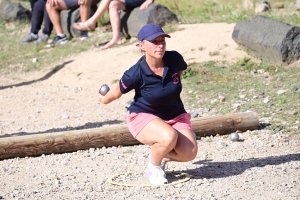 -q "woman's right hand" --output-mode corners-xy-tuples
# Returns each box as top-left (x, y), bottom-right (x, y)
(97, 82), (122, 104)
